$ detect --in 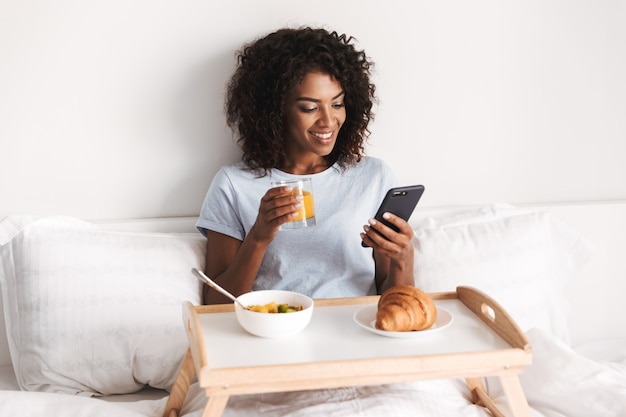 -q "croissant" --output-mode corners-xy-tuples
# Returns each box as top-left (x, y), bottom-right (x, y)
(375, 285), (437, 332)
